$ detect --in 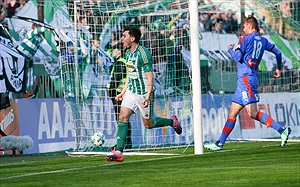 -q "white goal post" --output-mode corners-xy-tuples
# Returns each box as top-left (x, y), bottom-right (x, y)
(189, 0), (203, 155)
